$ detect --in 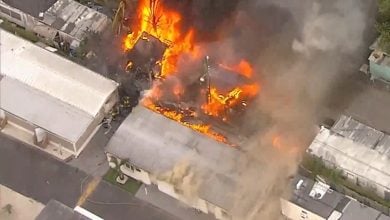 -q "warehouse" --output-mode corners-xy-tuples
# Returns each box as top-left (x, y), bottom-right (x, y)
(105, 105), (262, 220)
(307, 115), (390, 200)
(0, 29), (119, 158)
